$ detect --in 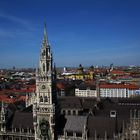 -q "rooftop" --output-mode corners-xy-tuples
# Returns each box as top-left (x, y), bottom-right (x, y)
(64, 115), (87, 133)
(12, 112), (34, 129)
(100, 83), (139, 90)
